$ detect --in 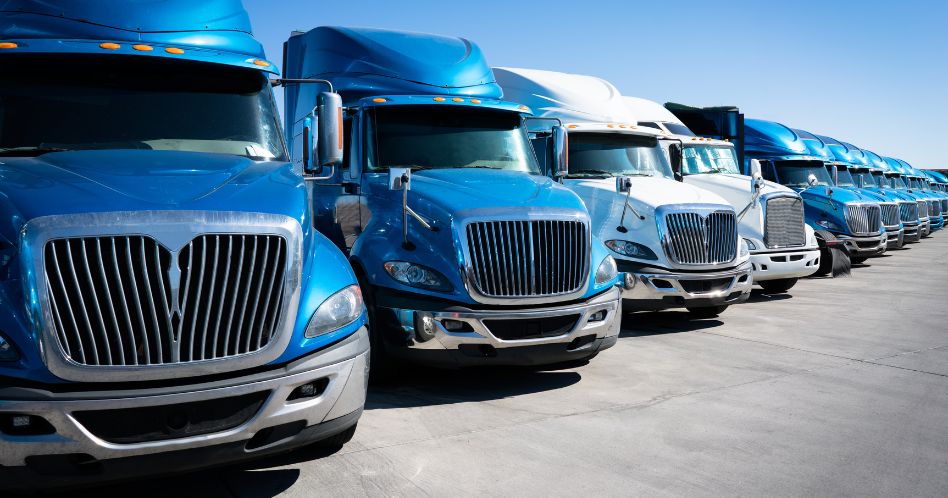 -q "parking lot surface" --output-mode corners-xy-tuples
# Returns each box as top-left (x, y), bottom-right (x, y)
(81, 234), (948, 497)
